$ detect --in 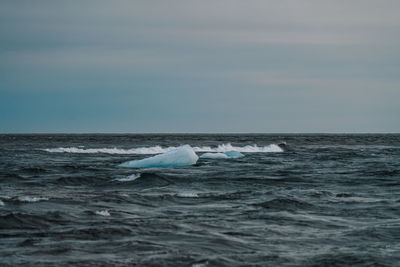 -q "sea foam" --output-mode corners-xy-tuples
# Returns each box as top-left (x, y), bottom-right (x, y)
(200, 150), (245, 159)
(176, 192), (200, 198)
(17, 196), (49, 202)
(43, 146), (172, 154)
(195, 144), (283, 153)
(95, 210), (110, 216)
(114, 173), (141, 182)
(43, 143), (283, 154)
